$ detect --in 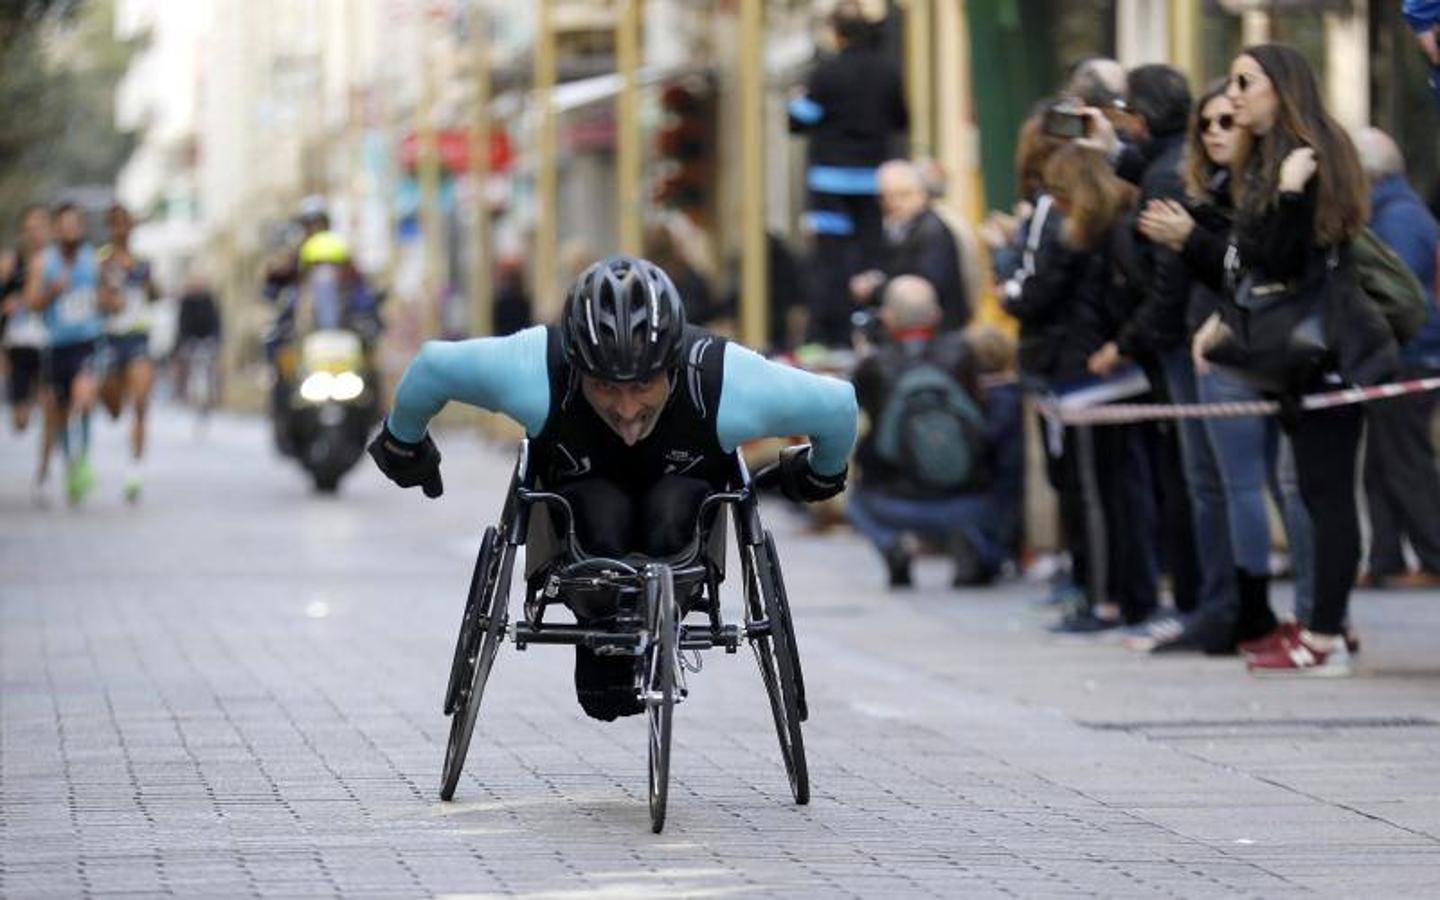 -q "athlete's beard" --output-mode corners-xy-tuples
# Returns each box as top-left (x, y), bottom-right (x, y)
(60, 239), (80, 259)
